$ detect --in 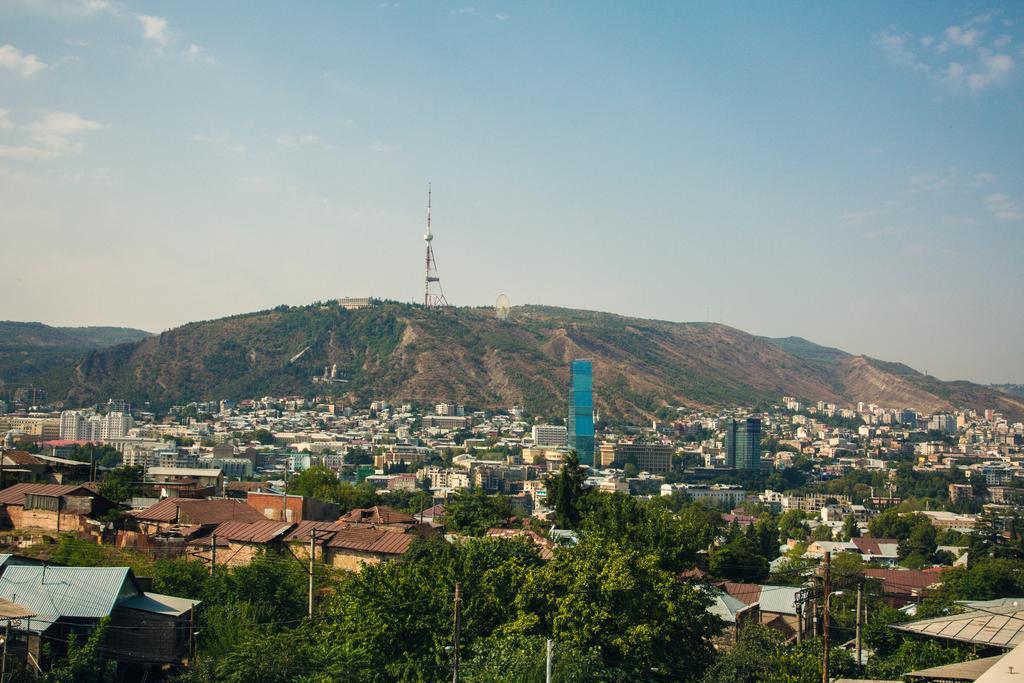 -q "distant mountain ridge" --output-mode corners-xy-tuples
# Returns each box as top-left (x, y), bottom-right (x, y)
(0, 321), (151, 396)
(2, 305), (1021, 421)
(0, 322), (152, 349)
